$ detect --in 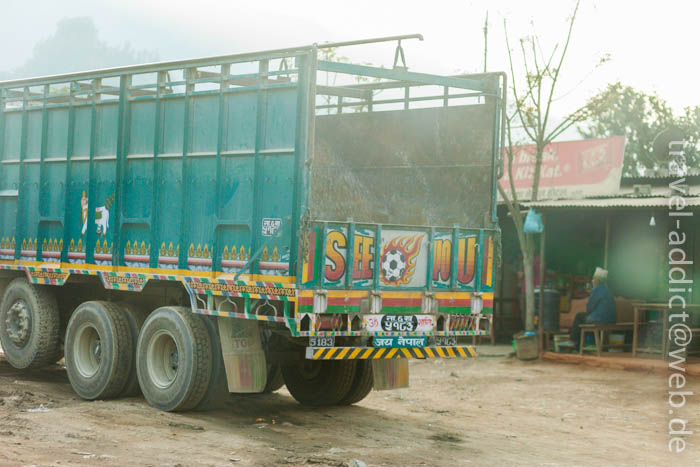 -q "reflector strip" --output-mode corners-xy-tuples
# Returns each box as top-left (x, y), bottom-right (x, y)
(305, 346), (476, 360)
